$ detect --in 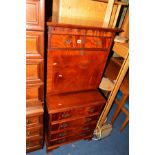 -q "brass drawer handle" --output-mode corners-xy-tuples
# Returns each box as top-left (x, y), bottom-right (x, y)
(60, 122), (68, 128)
(64, 39), (72, 45)
(80, 133), (86, 136)
(86, 118), (92, 122)
(88, 108), (95, 113)
(59, 133), (67, 137)
(26, 119), (30, 125)
(58, 139), (65, 143)
(83, 127), (89, 130)
(62, 113), (70, 118)
(27, 131), (30, 136)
